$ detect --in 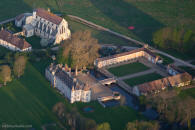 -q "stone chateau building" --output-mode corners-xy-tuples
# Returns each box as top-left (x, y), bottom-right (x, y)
(0, 29), (32, 52)
(15, 8), (71, 44)
(45, 63), (91, 103)
(94, 47), (162, 68)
